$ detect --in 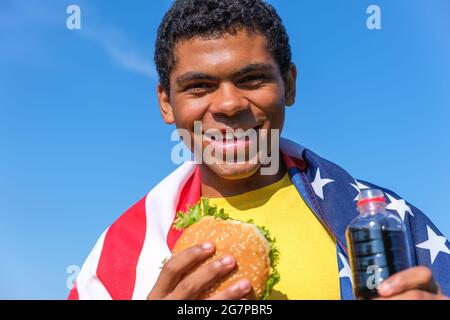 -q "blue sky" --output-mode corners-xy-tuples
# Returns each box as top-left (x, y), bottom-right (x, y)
(1, 0), (449, 299)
